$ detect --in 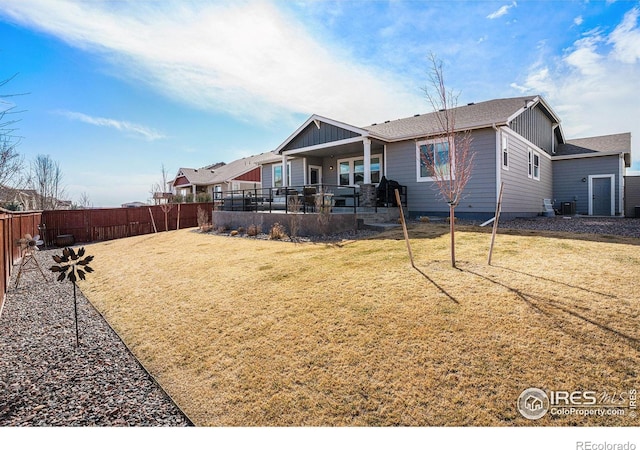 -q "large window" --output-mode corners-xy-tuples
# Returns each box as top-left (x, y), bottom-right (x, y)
(272, 162), (291, 187)
(337, 155), (381, 186)
(417, 139), (450, 181)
